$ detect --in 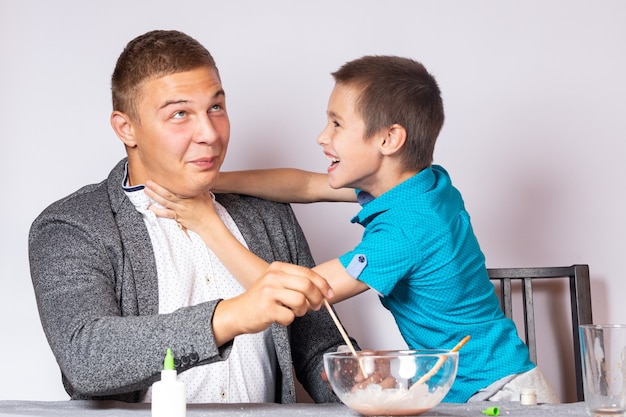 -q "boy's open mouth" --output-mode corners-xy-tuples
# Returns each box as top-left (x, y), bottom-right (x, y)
(327, 155), (340, 168)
